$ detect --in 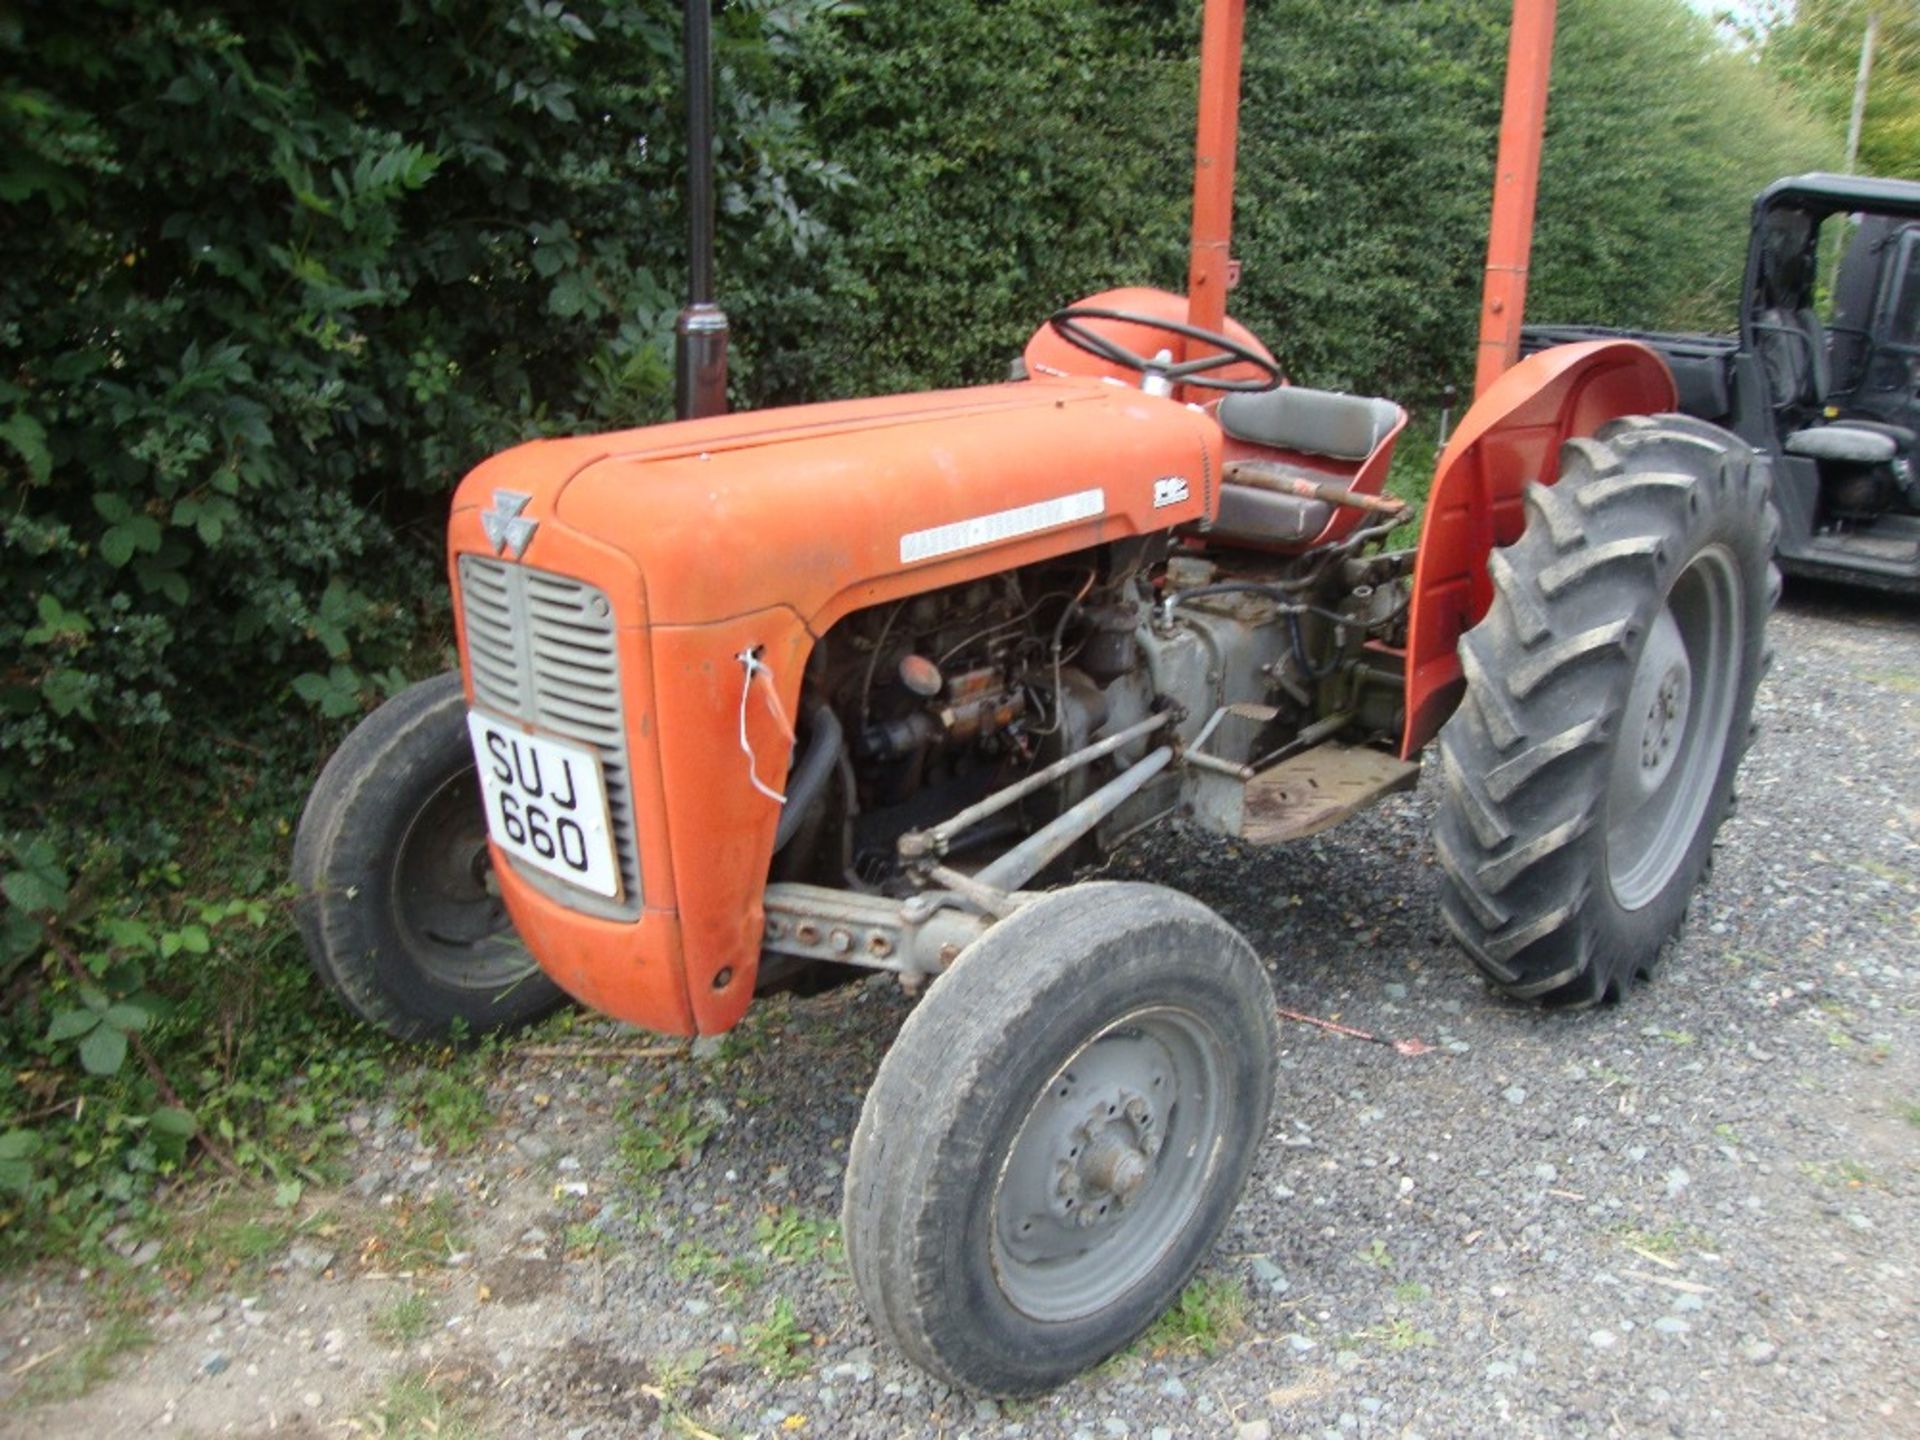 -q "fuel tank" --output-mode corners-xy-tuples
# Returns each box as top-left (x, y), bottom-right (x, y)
(447, 376), (1224, 1034)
